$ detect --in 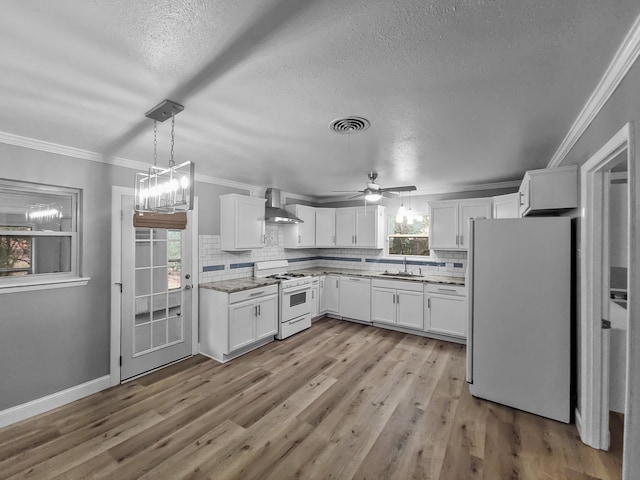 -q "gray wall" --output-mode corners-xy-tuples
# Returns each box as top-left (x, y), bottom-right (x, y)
(0, 143), (244, 410)
(194, 181), (248, 235)
(558, 58), (640, 478)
